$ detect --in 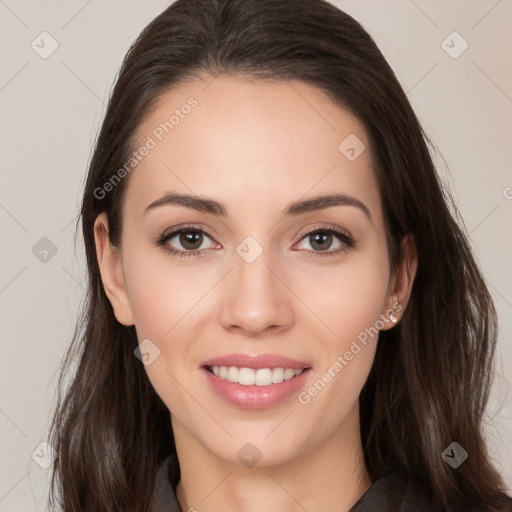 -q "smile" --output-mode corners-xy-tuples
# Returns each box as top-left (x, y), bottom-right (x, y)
(207, 366), (305, 386)
(201, 366), (312, 410)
